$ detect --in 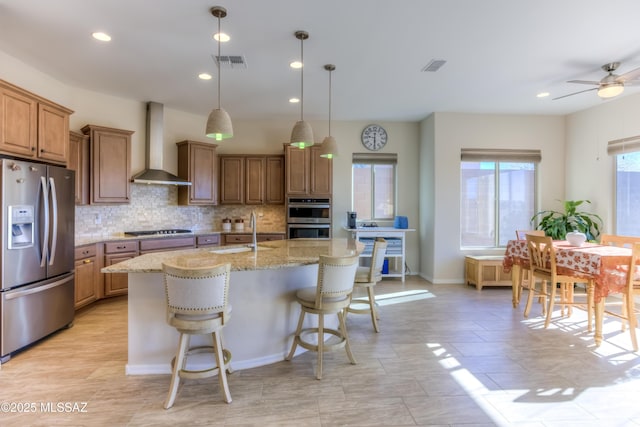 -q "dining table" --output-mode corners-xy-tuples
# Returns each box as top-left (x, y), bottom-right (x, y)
(502, 239), (633, 346)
